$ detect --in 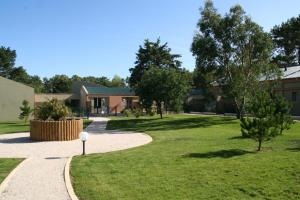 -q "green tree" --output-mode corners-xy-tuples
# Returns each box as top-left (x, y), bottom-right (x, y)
(137, 67), (190, 119)
(272, 15), (300, 67)
(0, 46), (16, 78)
(110, 75), (126, 87)
(19, 100), (33, 123)
(9, 66), (30, 83)
(0, 46), (44, 92)
(240, 89), (280, 151)
(28, 75), (44, 93)
(129, 39), (181, 88)
(44, 75), (72, 93)
(273, 95), (294, 134)
(191, 1), (278, 119)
